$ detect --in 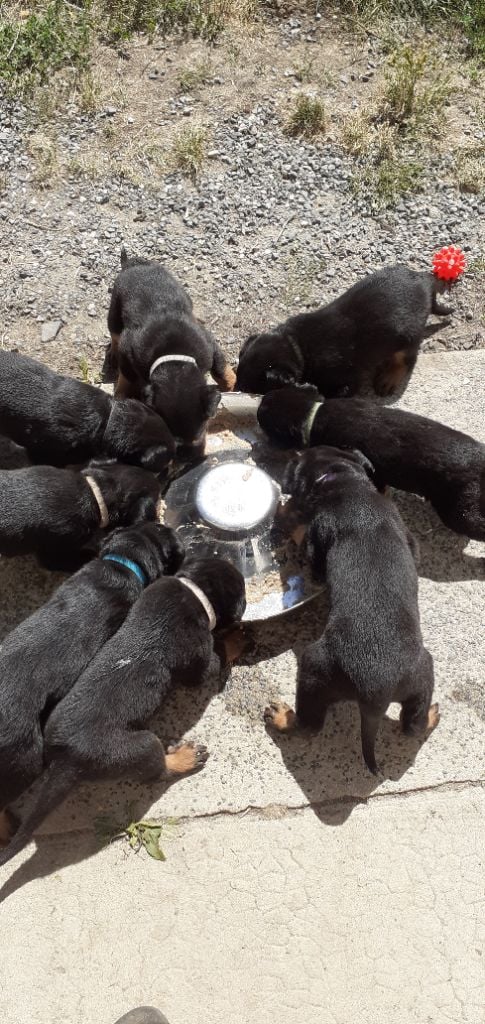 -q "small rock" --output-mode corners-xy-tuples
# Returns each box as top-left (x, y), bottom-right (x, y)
(87, 304), (97, 317)
(41, 320), (63, 343)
